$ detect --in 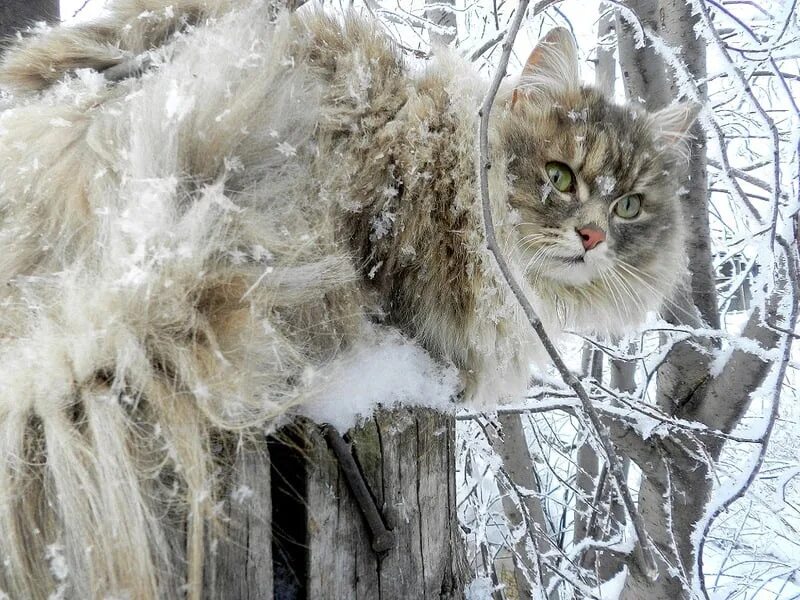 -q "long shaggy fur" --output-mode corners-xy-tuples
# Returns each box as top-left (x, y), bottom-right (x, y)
(0, 2), (691, 597)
